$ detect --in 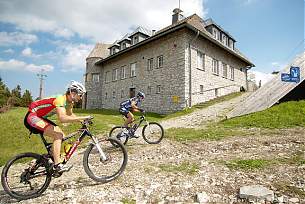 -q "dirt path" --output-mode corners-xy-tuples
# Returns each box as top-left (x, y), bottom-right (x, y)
(1, 94), (304, 204)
